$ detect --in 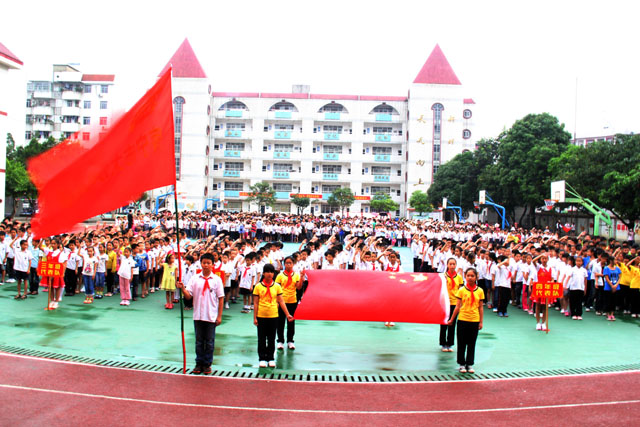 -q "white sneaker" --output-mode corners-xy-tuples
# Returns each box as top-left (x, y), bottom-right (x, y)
(536, 323), (542, 330)
(224, 302), (229, 309)
(277, 342), (284, 350)
(288, 342), (295, 349)
(268, 361), (276, 368)
(53, 301), (59, 309)
(458, 365), (467, 373)
(6, 278), (16, 283)
(259, 360), (267, 368)
(388, 322), (395, 327)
